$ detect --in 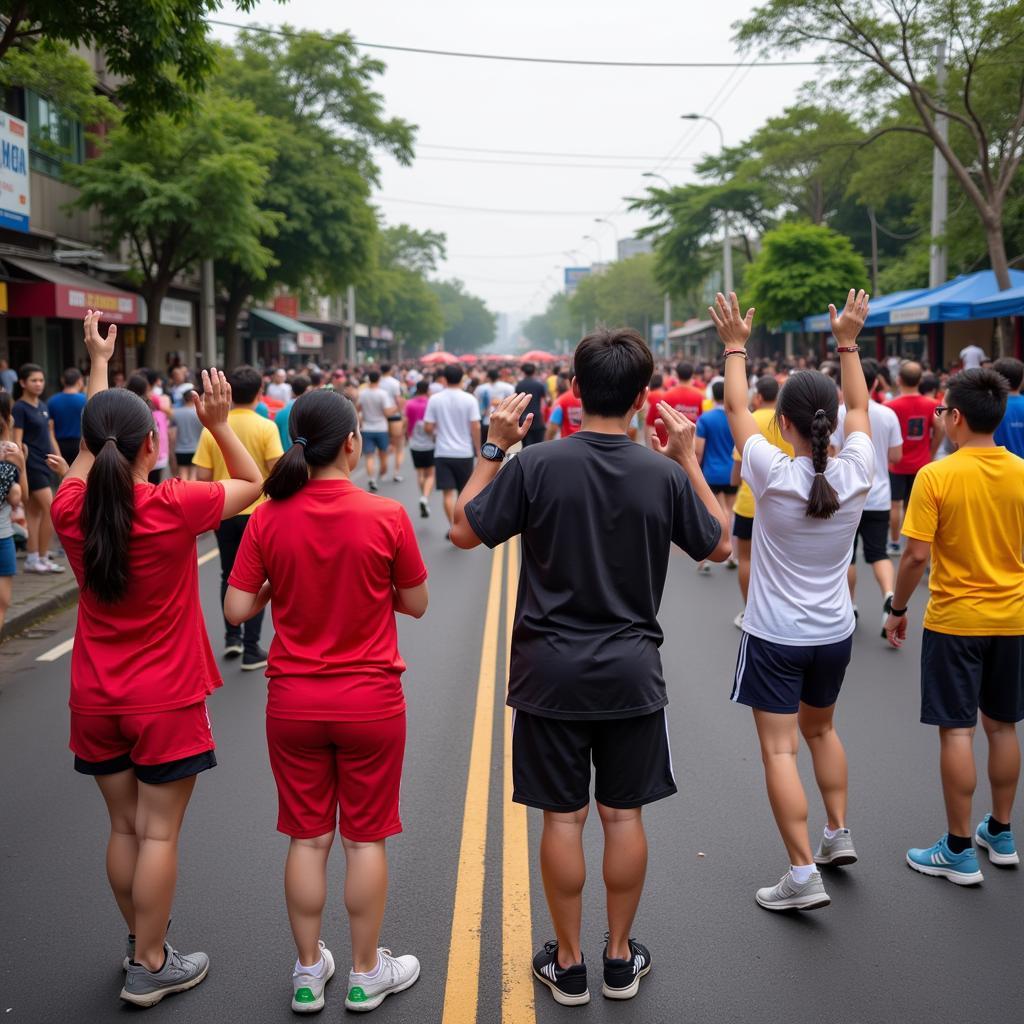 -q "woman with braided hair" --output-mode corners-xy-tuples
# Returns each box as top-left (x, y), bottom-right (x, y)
(224, 387), (428, 1015)
(711, 289), (874, 913)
